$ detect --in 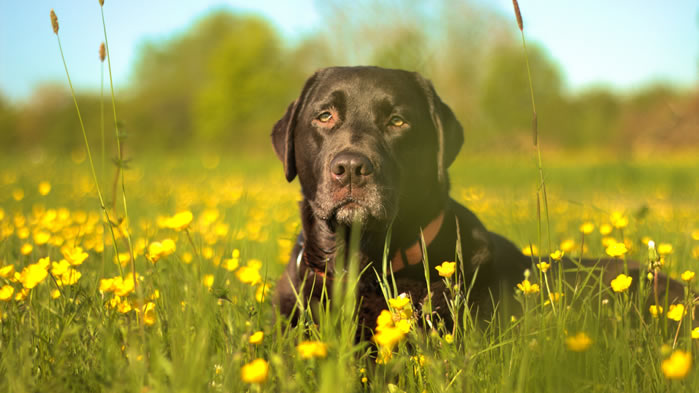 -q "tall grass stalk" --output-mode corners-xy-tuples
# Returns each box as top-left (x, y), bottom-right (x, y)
(99, 1), (138, 292)
(511, 0), (552, 259)
(100, 42), (107, 278)
(50, 9), (123, 277)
